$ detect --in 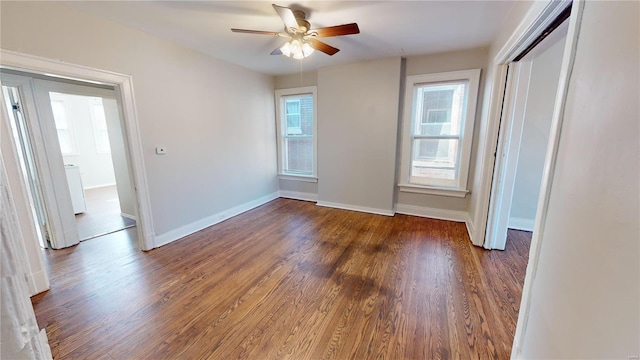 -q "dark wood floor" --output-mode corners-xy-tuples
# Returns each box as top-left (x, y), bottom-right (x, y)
(33, 199), (530, 359)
